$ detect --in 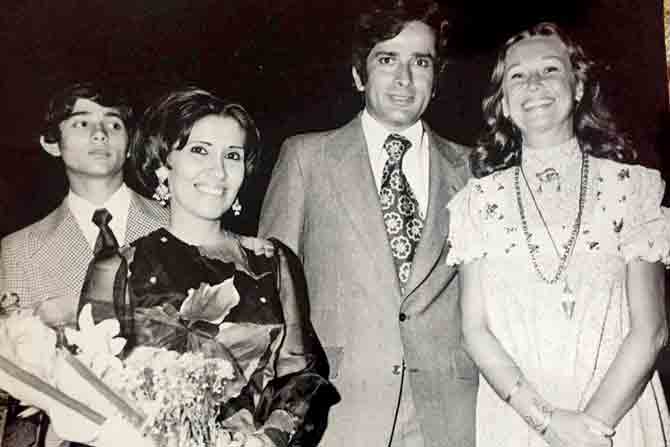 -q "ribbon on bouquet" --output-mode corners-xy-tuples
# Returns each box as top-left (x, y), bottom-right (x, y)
(0, 349), (147, 428)
(59, 349), (146, 429)
(0, 353), (105, 425)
